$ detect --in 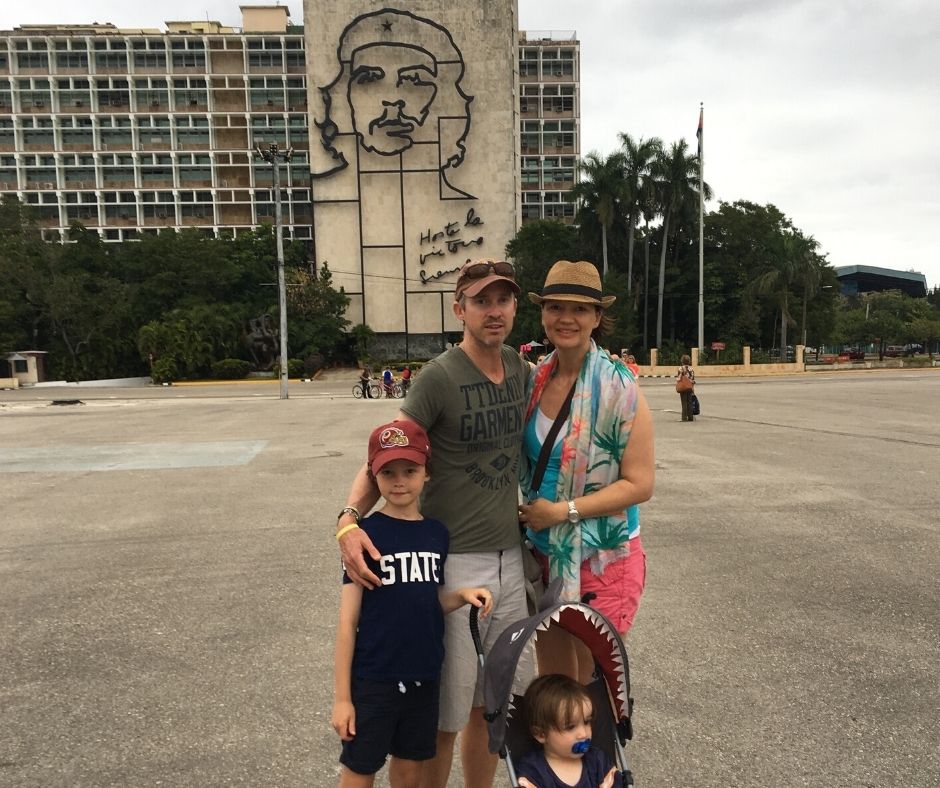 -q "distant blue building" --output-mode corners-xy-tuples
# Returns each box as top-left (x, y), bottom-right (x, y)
(834, 265), (928, 299)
